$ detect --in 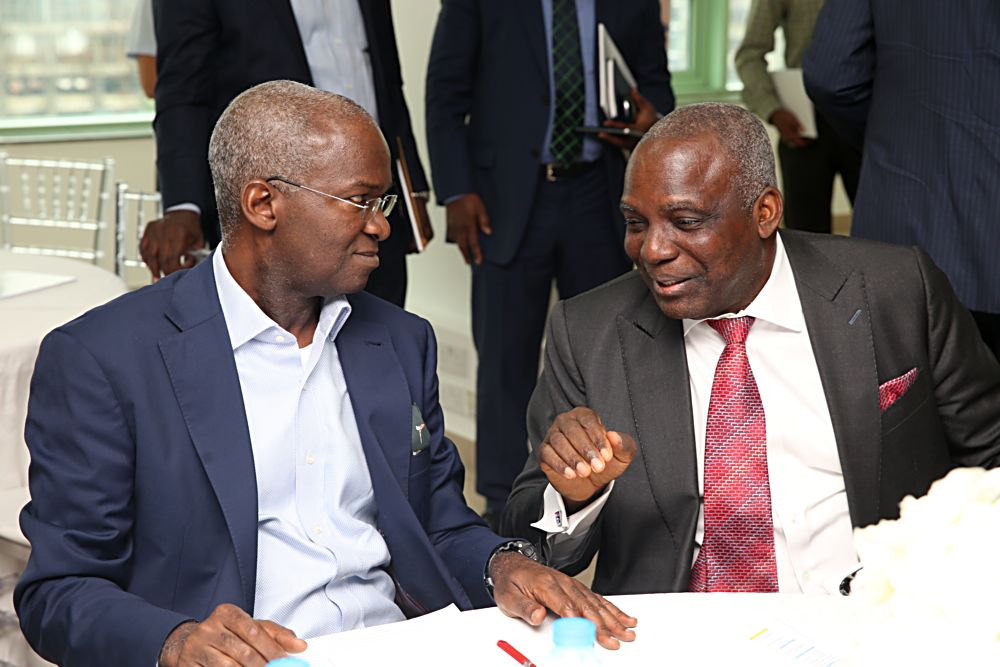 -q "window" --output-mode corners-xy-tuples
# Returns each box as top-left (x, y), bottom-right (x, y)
(0, 0), (151, 141)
